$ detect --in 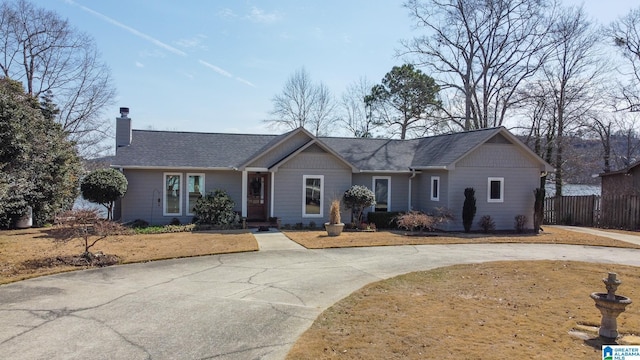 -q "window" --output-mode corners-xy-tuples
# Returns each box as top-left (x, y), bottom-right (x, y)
(303, 175), (323, 217)
(488, 177), (504, 203)
(373, 176), (391, 212)
(187, 173), (204, 215)
(431, 176), (440, 201)
(164, 173), (182, 215)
